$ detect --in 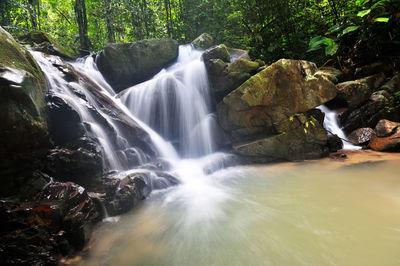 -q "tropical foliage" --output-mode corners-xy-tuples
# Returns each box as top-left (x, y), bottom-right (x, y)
(1, 0), (399, 64)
